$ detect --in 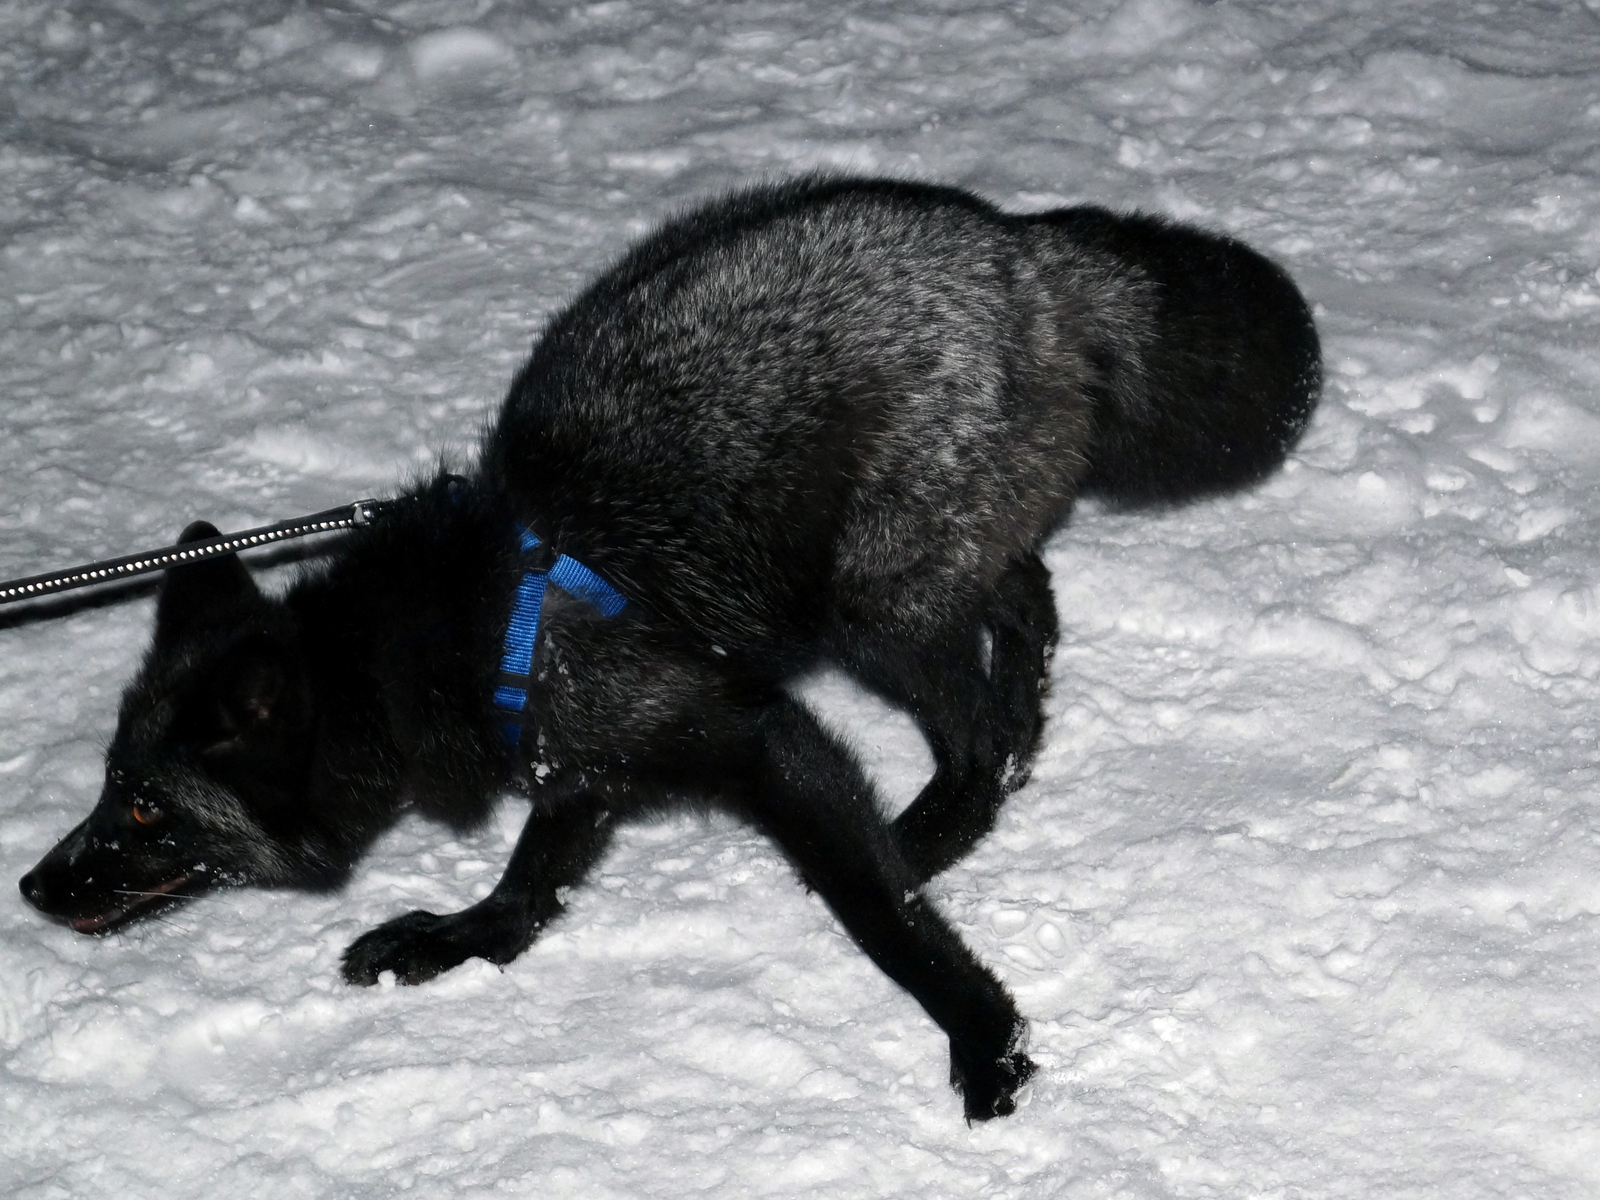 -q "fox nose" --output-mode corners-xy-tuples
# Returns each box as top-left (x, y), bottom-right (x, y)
(19, 869), (46, 912)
